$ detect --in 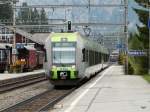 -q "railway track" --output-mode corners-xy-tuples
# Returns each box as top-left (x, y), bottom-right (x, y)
(0, 67), (110, 112)
(0, 88), (75, 112)
(0, 73), (47, 93)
